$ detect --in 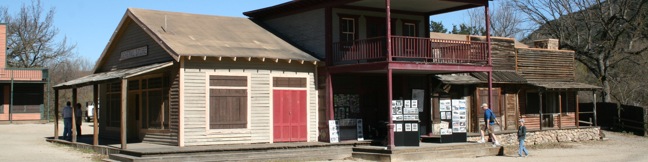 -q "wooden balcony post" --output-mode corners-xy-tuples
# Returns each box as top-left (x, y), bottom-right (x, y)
(386, 0), (392, 62)
(327, 72), (334, 120)
(485, 2), (492, 66)
(387, 68), (395, 149)
(593, 91), (597, 126)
